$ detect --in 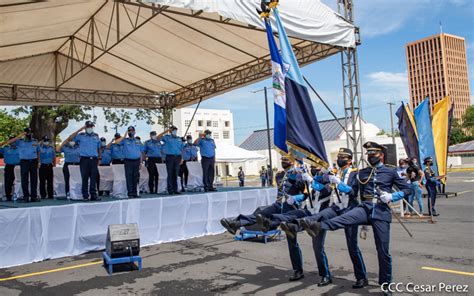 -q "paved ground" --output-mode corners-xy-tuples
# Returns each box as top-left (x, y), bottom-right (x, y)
(0, 172), (473, 295)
